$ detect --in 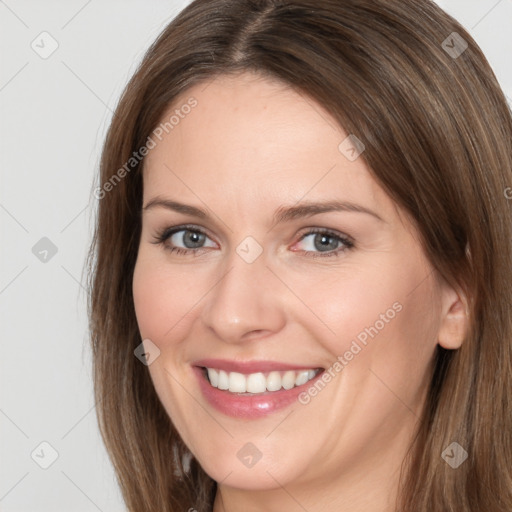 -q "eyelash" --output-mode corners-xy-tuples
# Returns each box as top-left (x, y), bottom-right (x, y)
(151, 224), (355, 259)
